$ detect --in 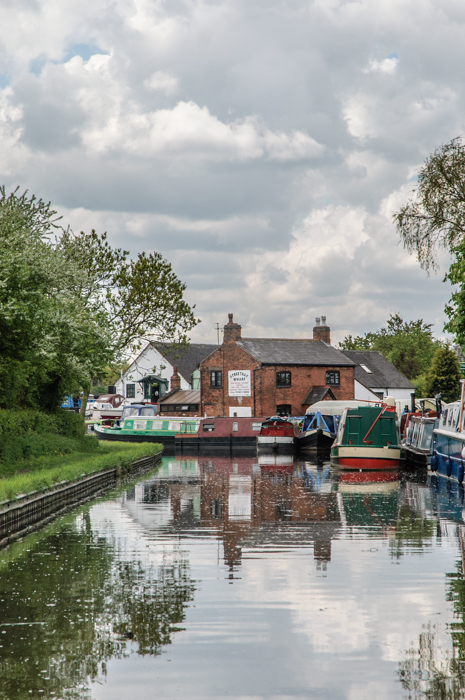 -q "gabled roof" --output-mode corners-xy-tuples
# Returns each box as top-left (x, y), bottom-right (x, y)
(340, 350), (414, 390)
(302, 386), (337, 405)
(152, 342), (217, 382)
(237, 338), (355, 366)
